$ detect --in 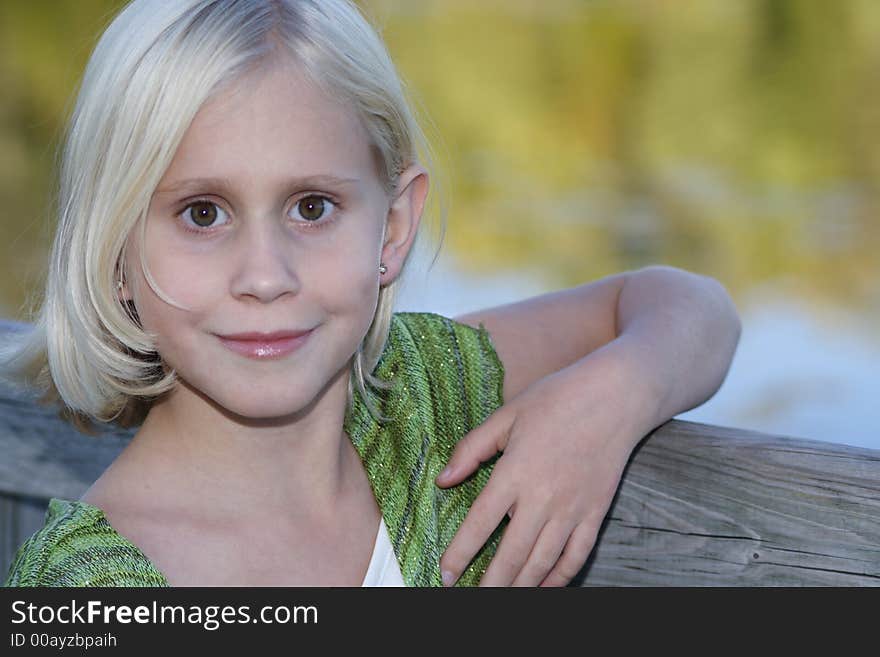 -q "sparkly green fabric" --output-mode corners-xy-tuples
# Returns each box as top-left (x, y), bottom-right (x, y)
(4, 312), (508, 587)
